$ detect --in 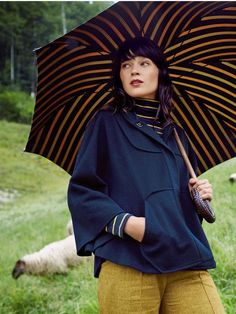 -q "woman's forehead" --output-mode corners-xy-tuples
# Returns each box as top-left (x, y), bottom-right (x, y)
(121, 55), (151, 62)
